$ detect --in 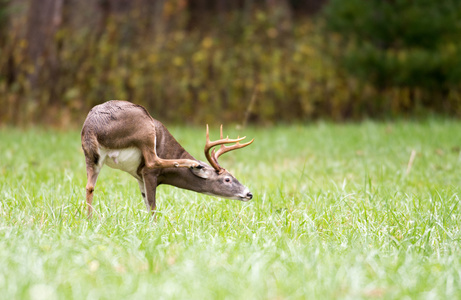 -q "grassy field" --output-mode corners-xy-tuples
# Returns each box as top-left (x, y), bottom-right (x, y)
(1, 120), (461, 299)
